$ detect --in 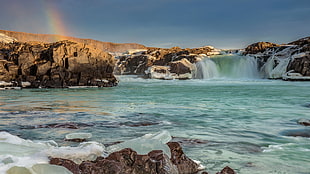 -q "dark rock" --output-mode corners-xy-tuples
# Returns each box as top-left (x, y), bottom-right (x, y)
(287, 55), (310, 76)
(167, 142), (200, 174)
(50, 142), (204, 174)
(0, 40), (118, 88)
(21, 122), (94, 129)
(297, 119), (310, 126)
(119, 121), (159, 127)
(281, 129), (310, 138)
(171, 137), (209, 146)
(216, 166), (236, 174)
(114, 46), (214, 78)
(49, 158), (80, 174)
